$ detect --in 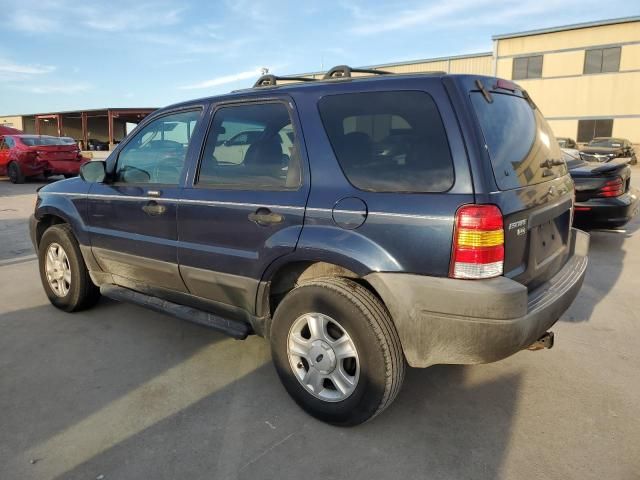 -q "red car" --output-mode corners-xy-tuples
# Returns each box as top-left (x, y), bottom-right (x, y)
(0, 135), (89, 183)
